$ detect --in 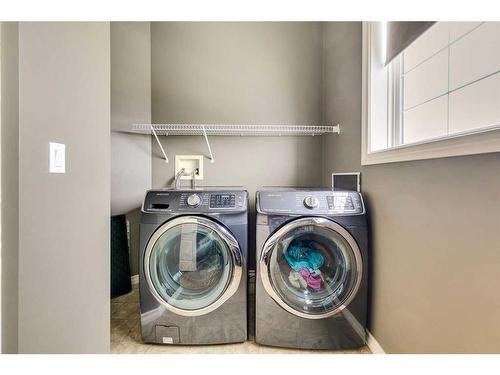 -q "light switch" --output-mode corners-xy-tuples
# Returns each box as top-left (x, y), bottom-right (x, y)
(49, 142), (66, 174)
